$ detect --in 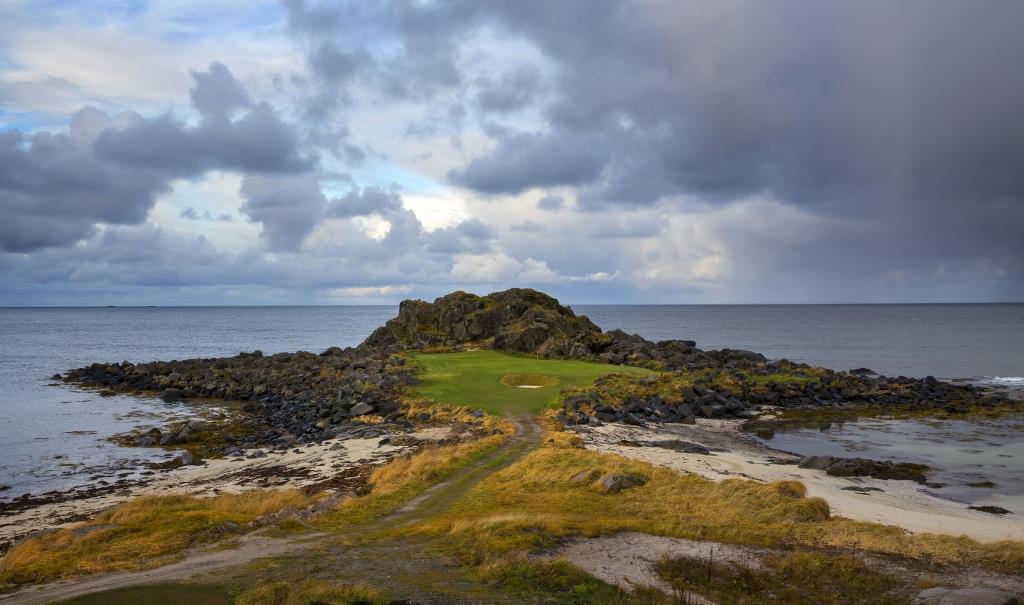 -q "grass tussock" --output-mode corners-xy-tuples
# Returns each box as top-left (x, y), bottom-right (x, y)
(236, 579), (390, 605)
(0, 490), (316, 585)
(406, 439), (1024, 576)
(656, 550), (904, 604)
(403, 399), (514, 435)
